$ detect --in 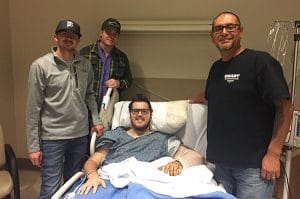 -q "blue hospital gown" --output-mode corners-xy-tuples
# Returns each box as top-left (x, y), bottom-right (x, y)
(95, 127), (181, 164)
